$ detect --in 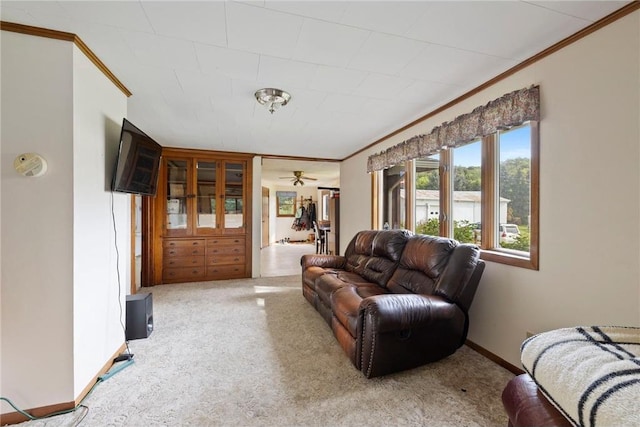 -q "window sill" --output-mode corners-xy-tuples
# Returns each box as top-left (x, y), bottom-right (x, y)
(480, 249), (538, 270)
